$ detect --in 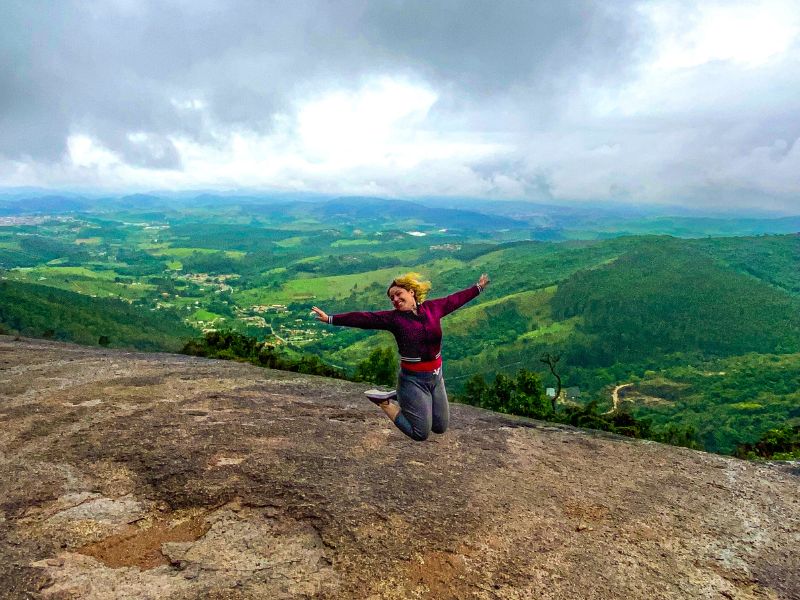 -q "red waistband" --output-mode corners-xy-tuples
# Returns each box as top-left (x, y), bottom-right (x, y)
(400, 356), (443, 372)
